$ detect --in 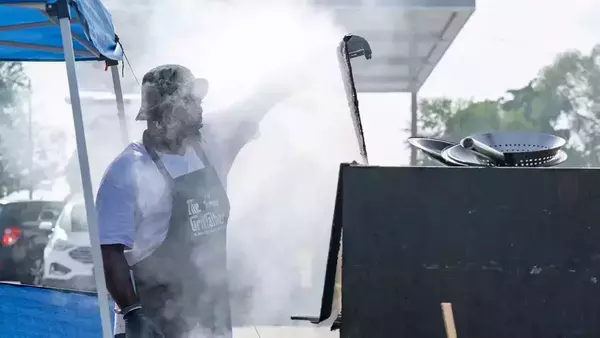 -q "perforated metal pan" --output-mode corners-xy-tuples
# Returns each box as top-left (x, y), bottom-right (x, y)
(462, 131), (566, 166)
(443, 145), (568, 167)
